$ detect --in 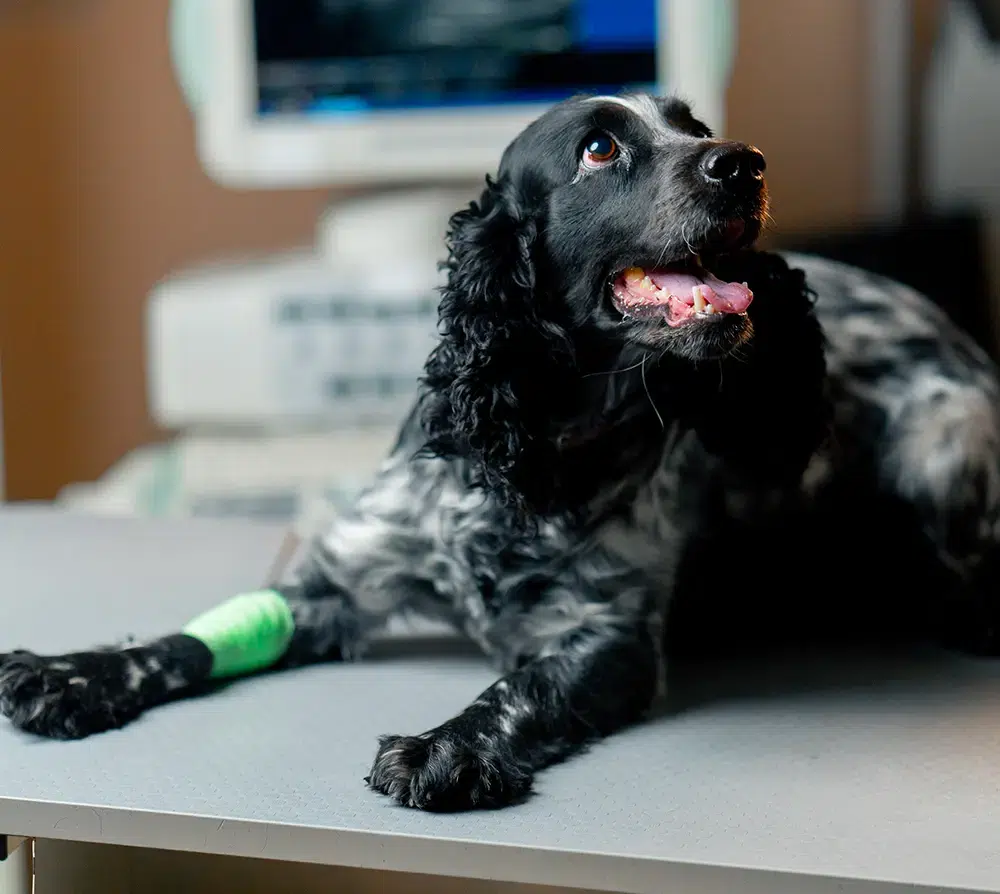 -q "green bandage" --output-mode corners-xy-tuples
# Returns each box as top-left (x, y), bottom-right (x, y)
(182, 590), (295, 679)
